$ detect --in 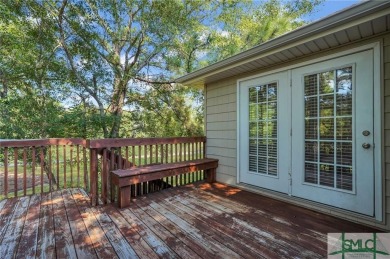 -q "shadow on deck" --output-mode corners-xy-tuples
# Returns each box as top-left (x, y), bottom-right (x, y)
(0, 182), (376, 258)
